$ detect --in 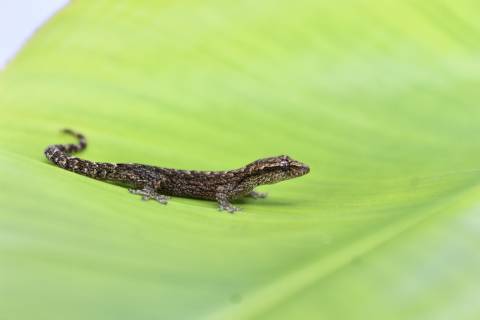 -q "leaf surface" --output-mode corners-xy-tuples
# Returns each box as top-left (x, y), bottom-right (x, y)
(1, 1), (480, 319)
